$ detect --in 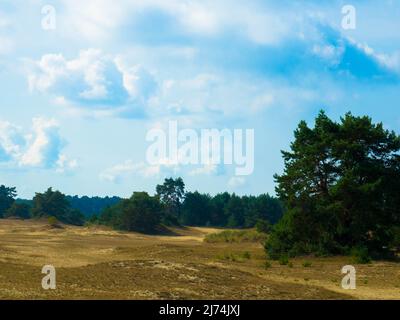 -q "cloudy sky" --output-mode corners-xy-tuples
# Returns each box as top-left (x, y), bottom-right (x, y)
(0, 0), (399, 198)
